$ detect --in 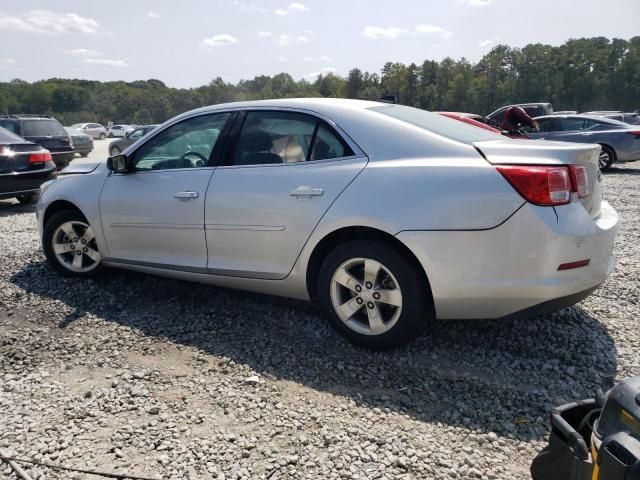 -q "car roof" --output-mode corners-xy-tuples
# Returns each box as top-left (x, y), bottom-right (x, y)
(0, 114), (55, 120)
